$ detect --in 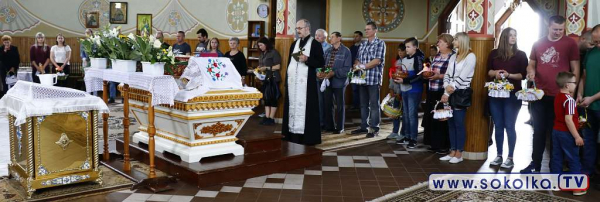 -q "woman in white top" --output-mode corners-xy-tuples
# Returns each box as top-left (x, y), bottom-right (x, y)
(439, 32), (476, 164)
(50, 33), (71, 87)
